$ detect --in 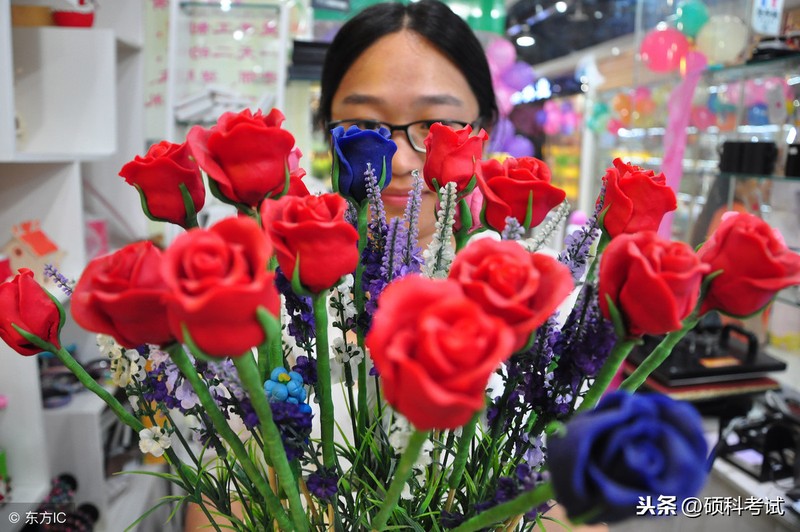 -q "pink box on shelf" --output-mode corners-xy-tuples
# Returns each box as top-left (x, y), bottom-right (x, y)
(85, 218), (109, 260)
